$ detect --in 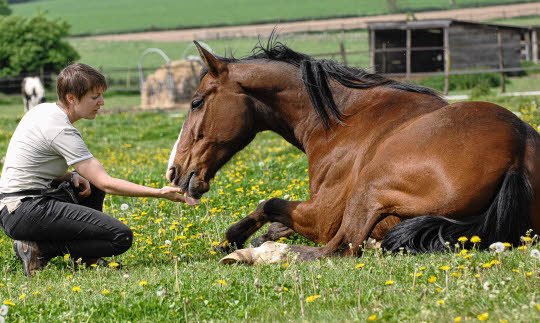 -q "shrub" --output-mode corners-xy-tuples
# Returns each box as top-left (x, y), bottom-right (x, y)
(419, 68), (502, 92)
(0, 13), (79, 77)
(0, 0), (11, 16)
